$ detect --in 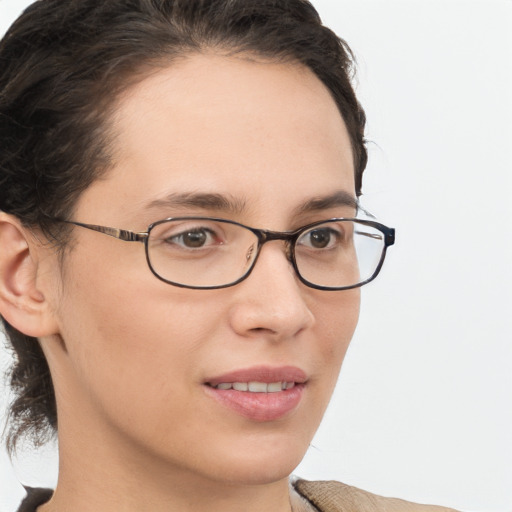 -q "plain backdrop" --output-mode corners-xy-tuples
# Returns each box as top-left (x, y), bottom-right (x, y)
(1, 1), (511, 511)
